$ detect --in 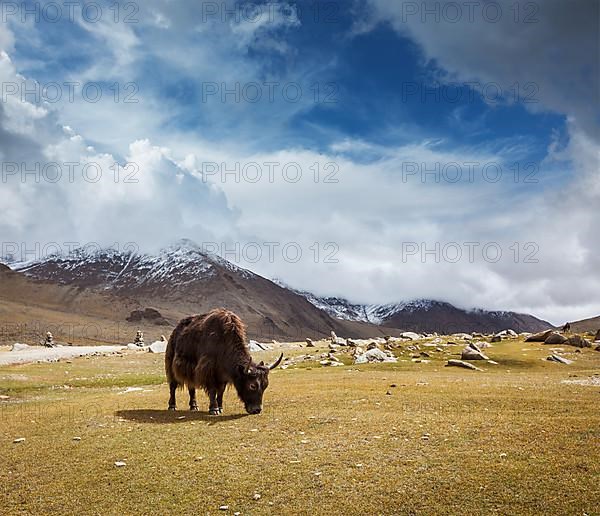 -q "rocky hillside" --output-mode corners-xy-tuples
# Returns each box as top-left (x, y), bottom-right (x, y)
(7, 241), (392, 341)
(570, 315), (600, 333)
